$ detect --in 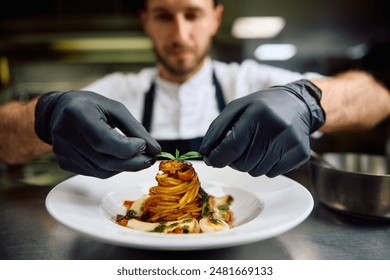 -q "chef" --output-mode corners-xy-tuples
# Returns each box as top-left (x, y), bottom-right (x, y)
(1, 0), (390, 179)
